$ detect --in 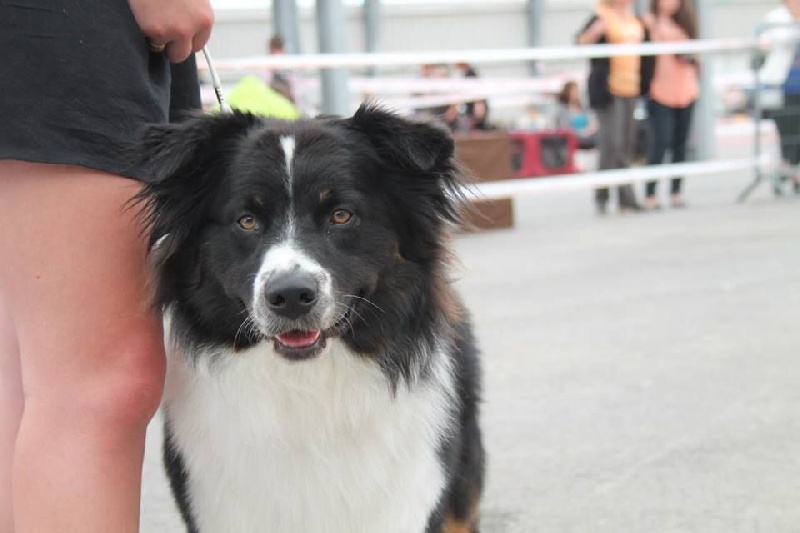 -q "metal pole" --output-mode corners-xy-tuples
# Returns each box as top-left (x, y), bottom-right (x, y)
(272, 0), (295, 53)
(525, 0), (544, 76)
(364, 0), (380, 77)
(288, 0), (302, 55)
(316, 0), (351, 115)
(694, 0), (714, 161)
(635, 0), (649, 17)
(738, 23), (766, 203)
